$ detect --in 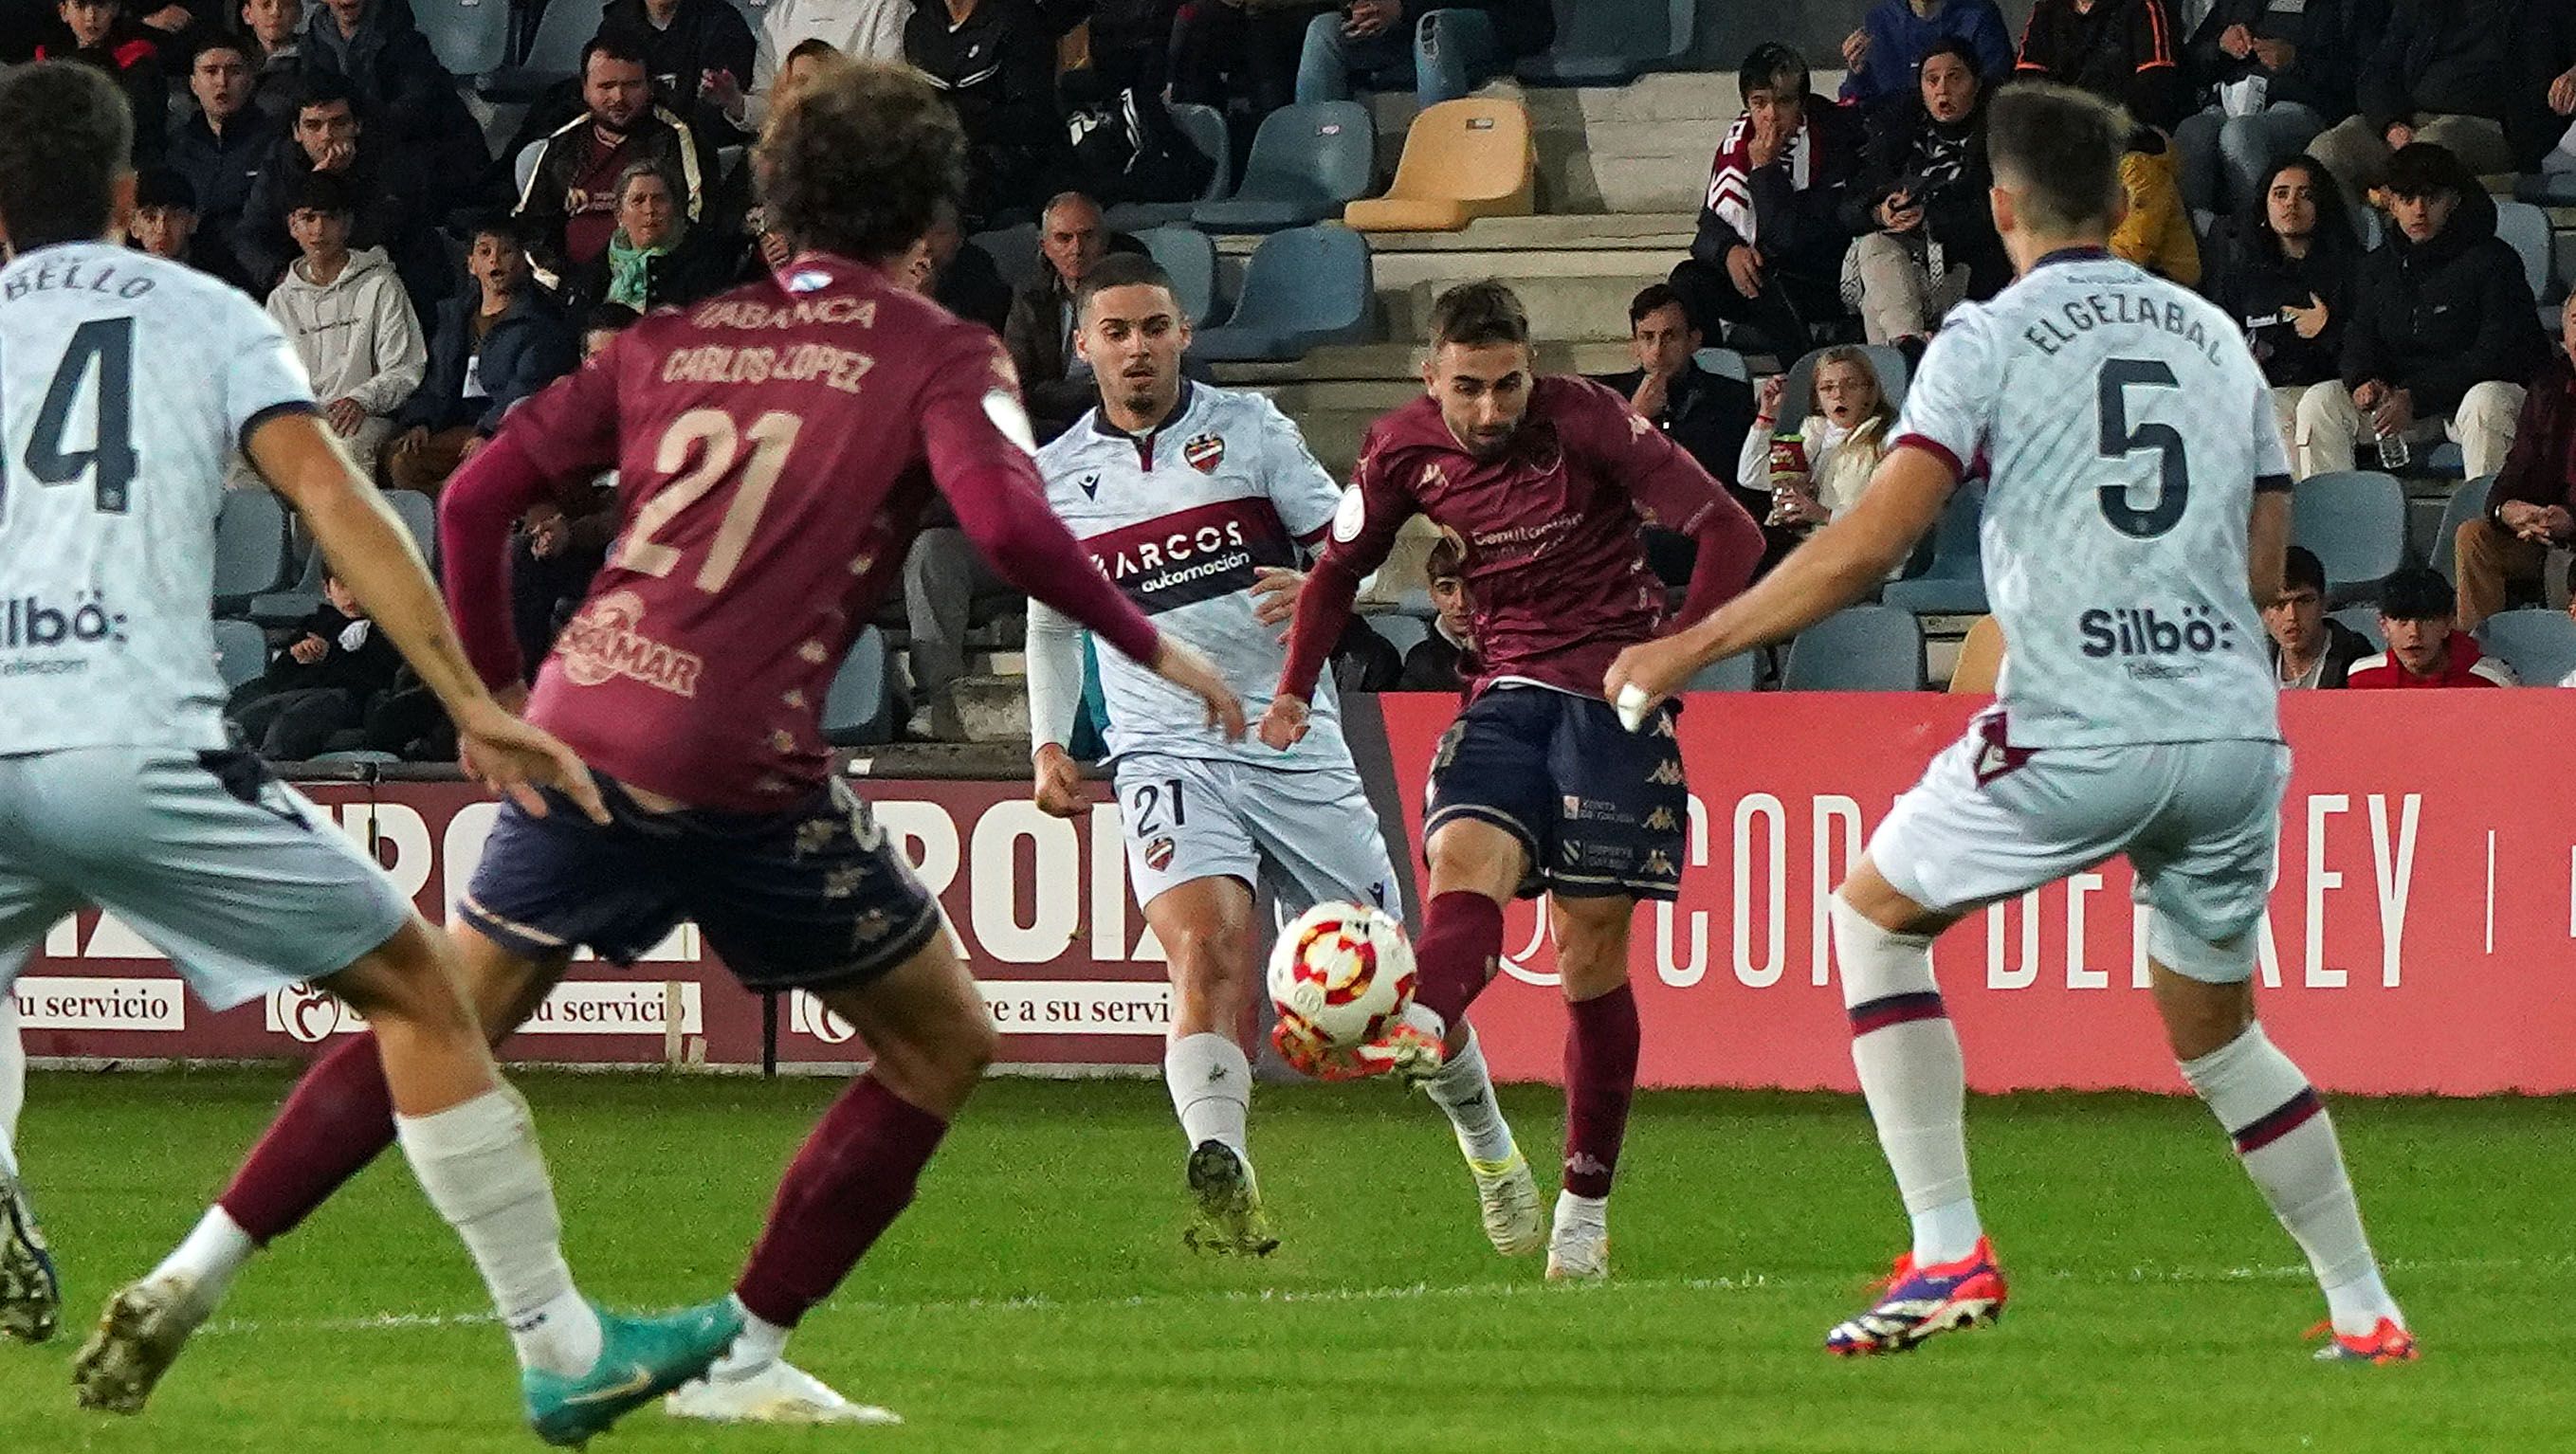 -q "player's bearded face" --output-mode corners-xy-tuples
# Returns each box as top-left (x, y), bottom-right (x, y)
(1081, 284), (1188, 420)
(1428, 343), (1532, 459)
